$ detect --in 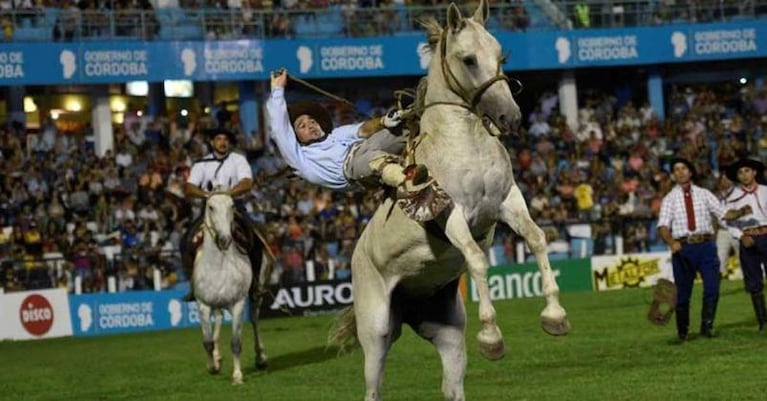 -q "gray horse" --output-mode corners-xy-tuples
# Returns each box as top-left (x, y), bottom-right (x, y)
(193, 192), (272, 384)
(331, 1), (570, 400)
